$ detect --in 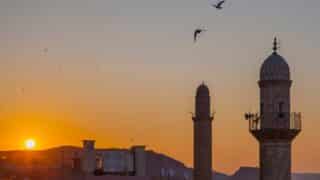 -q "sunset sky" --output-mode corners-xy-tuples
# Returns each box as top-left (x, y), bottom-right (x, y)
(1, 0), (320, 175)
